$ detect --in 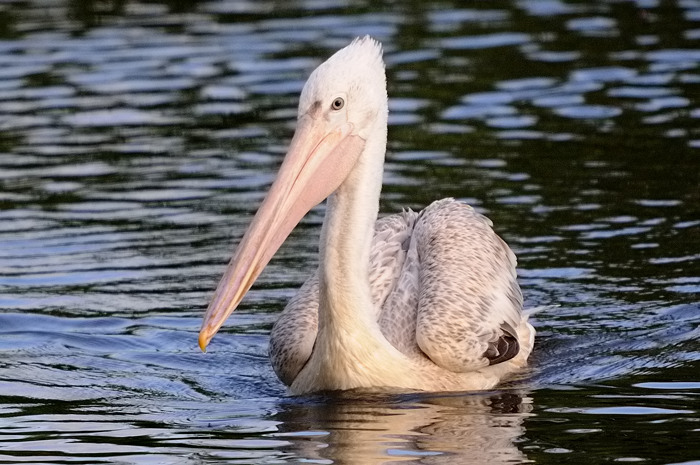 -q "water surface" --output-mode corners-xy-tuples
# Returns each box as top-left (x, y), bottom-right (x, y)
(1, 0), (699, 463)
